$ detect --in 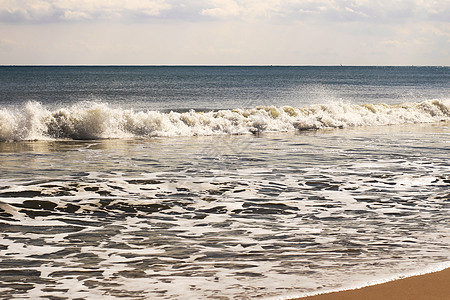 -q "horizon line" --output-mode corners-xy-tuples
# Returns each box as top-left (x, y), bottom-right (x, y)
(0, 64), (448, 67)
